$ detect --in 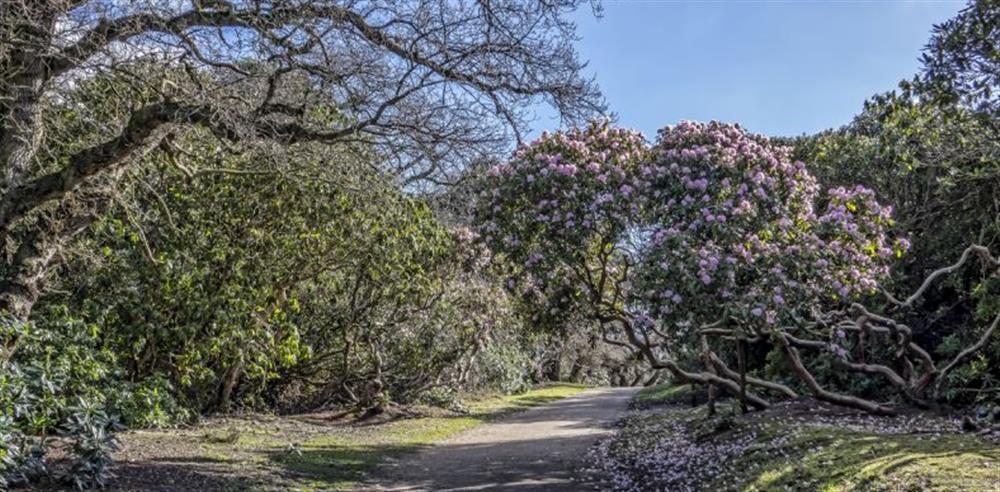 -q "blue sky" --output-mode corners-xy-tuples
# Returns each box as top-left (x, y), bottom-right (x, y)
(540, 1), (964, 137)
